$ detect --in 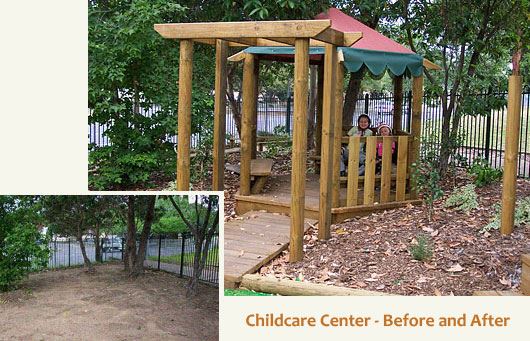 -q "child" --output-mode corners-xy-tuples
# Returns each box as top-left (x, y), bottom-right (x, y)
(341, 114), (373, 176)
(375, 123), (396, 173)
